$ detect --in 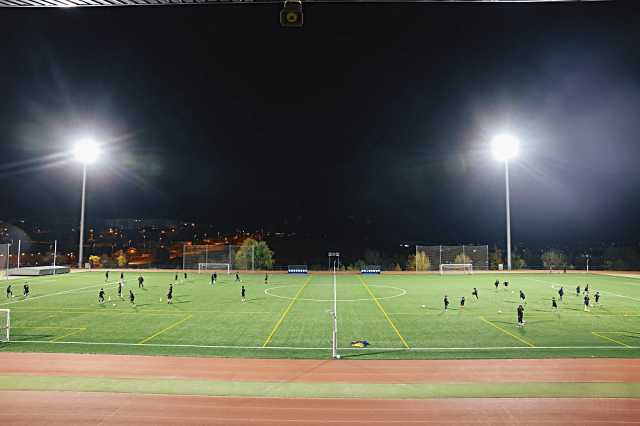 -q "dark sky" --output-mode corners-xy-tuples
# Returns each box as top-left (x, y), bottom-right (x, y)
(1, 2), (640, 246)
